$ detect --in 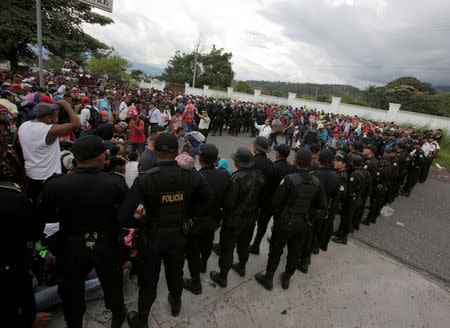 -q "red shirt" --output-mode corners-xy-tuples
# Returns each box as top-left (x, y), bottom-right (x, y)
(130, 118), (145, 143)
